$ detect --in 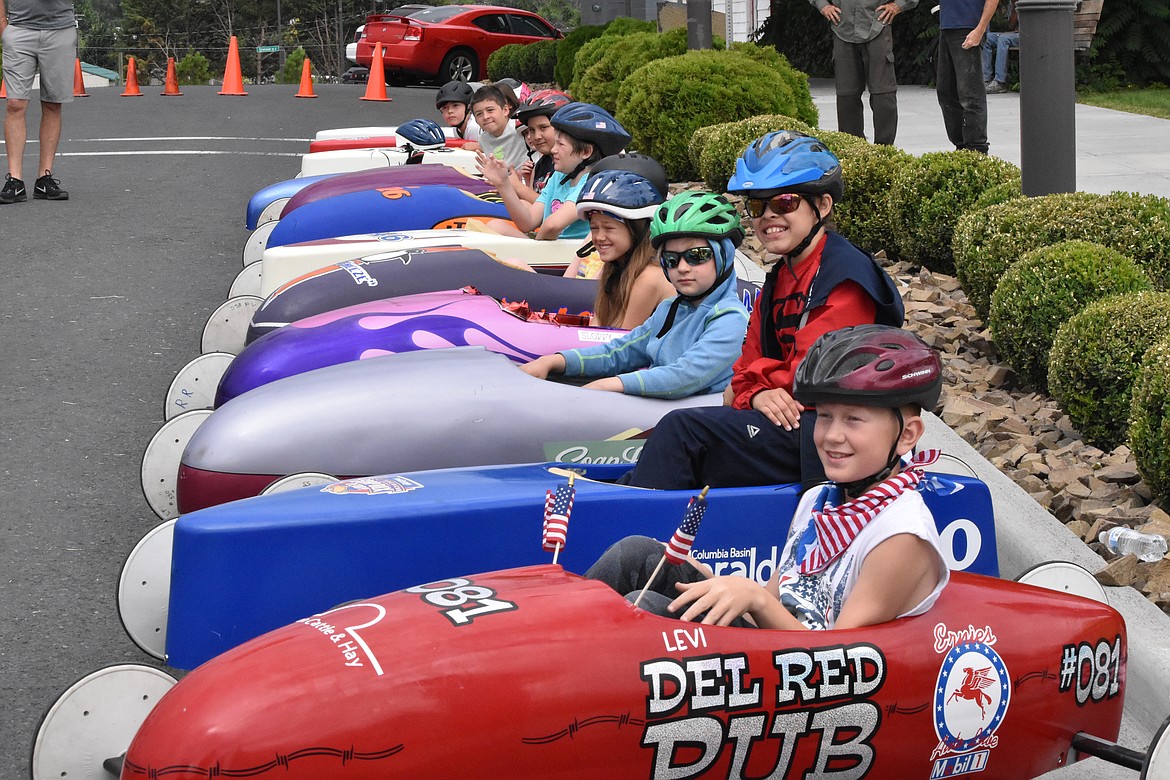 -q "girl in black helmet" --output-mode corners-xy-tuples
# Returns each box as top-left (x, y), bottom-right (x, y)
(588, 325), (949, 632)
(435, 80), (481, 151)
(479, 101), (631, 242)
